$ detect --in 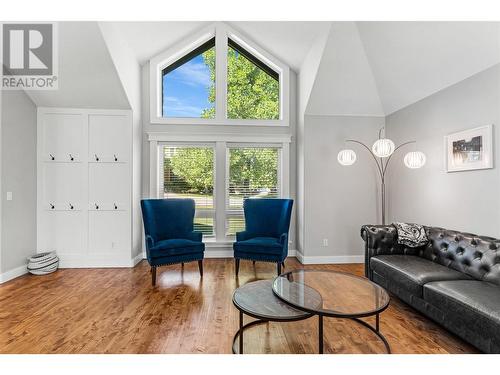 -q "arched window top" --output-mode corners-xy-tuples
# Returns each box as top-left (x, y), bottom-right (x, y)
(149, 22), (290, 126)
